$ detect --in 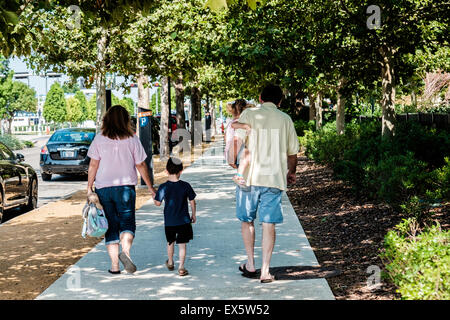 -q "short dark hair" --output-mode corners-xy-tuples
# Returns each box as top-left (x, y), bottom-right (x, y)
(166, 157), (183, 175)
(260, 84), (283, 105)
